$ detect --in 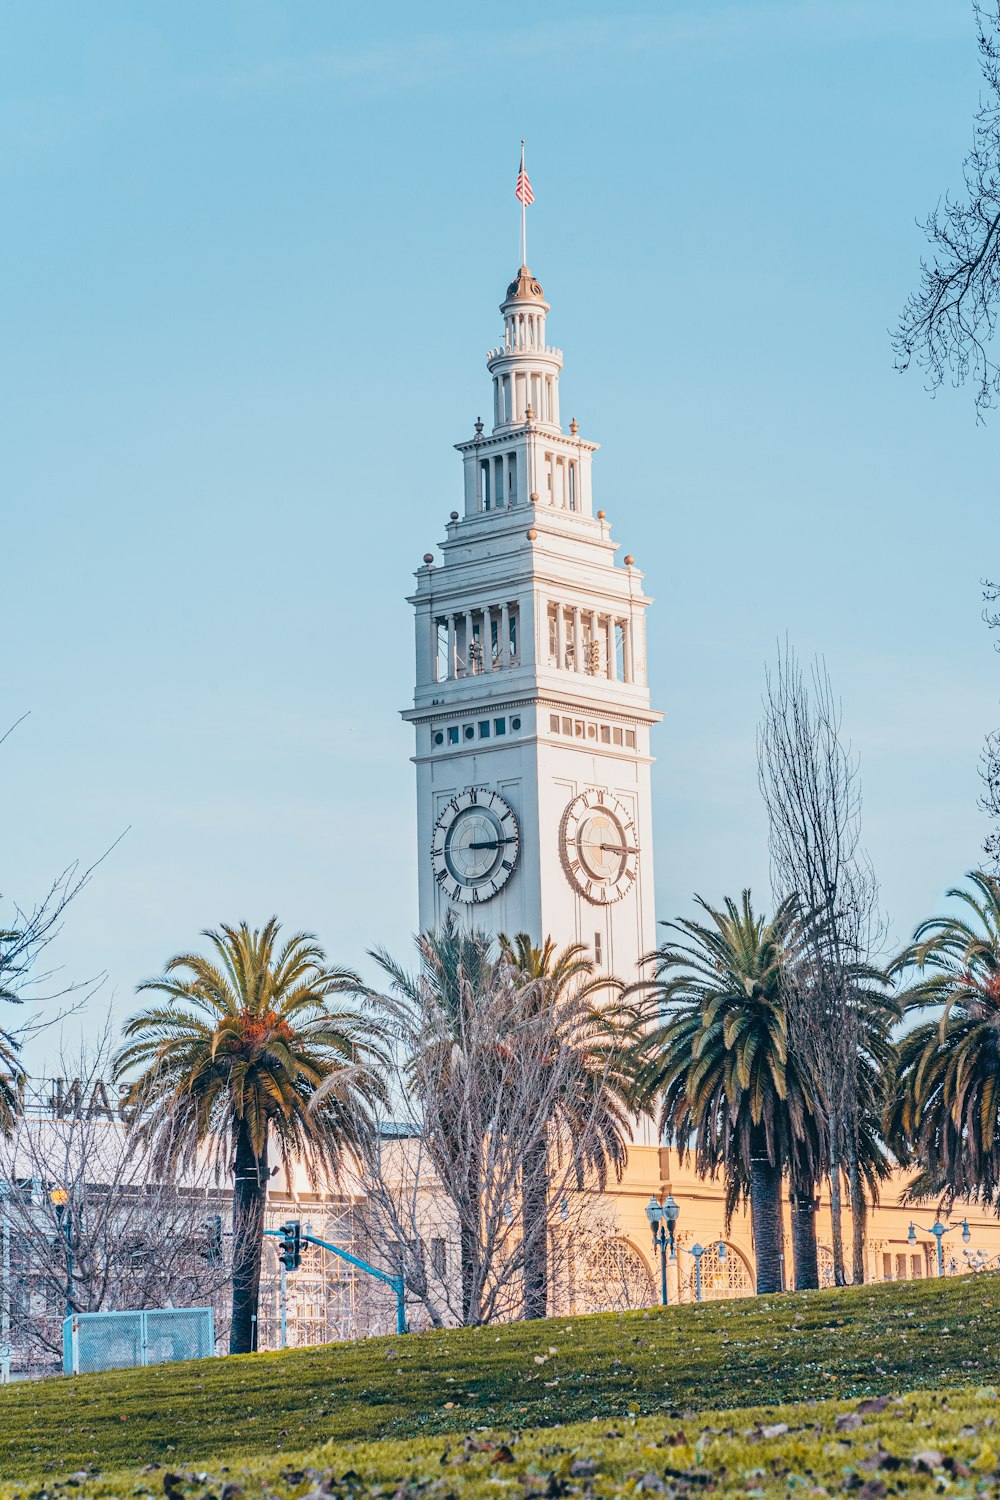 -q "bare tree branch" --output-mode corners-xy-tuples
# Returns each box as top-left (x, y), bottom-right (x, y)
(894, 2), (1000, 418)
